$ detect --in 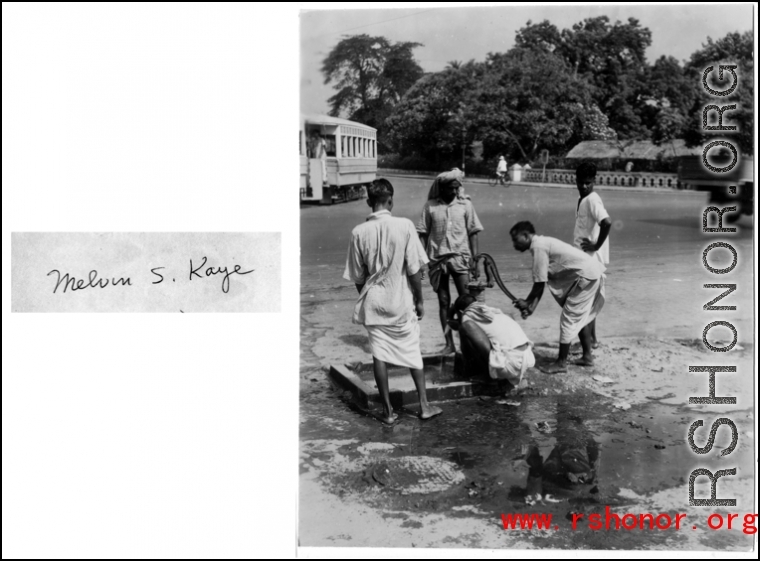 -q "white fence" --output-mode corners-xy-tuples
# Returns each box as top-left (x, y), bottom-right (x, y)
(523, 168), (682, 189)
